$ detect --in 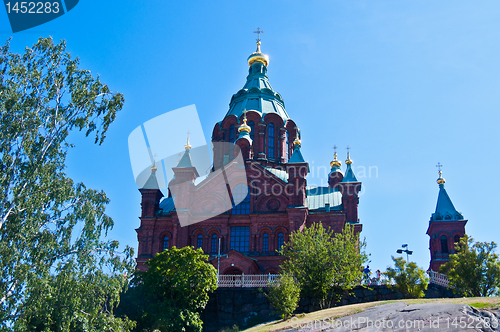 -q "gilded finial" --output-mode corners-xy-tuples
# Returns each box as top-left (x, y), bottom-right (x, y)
(238, 110), (251, 133)
(436, 162), (445, 184)
(151, 153), (158, 172)
(293, 127), (301, 147)
(330, 145), (341, 168)
(185, 131), (192, 150)
(345, 146), (352, 165)
(248, 28), (269, 67)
